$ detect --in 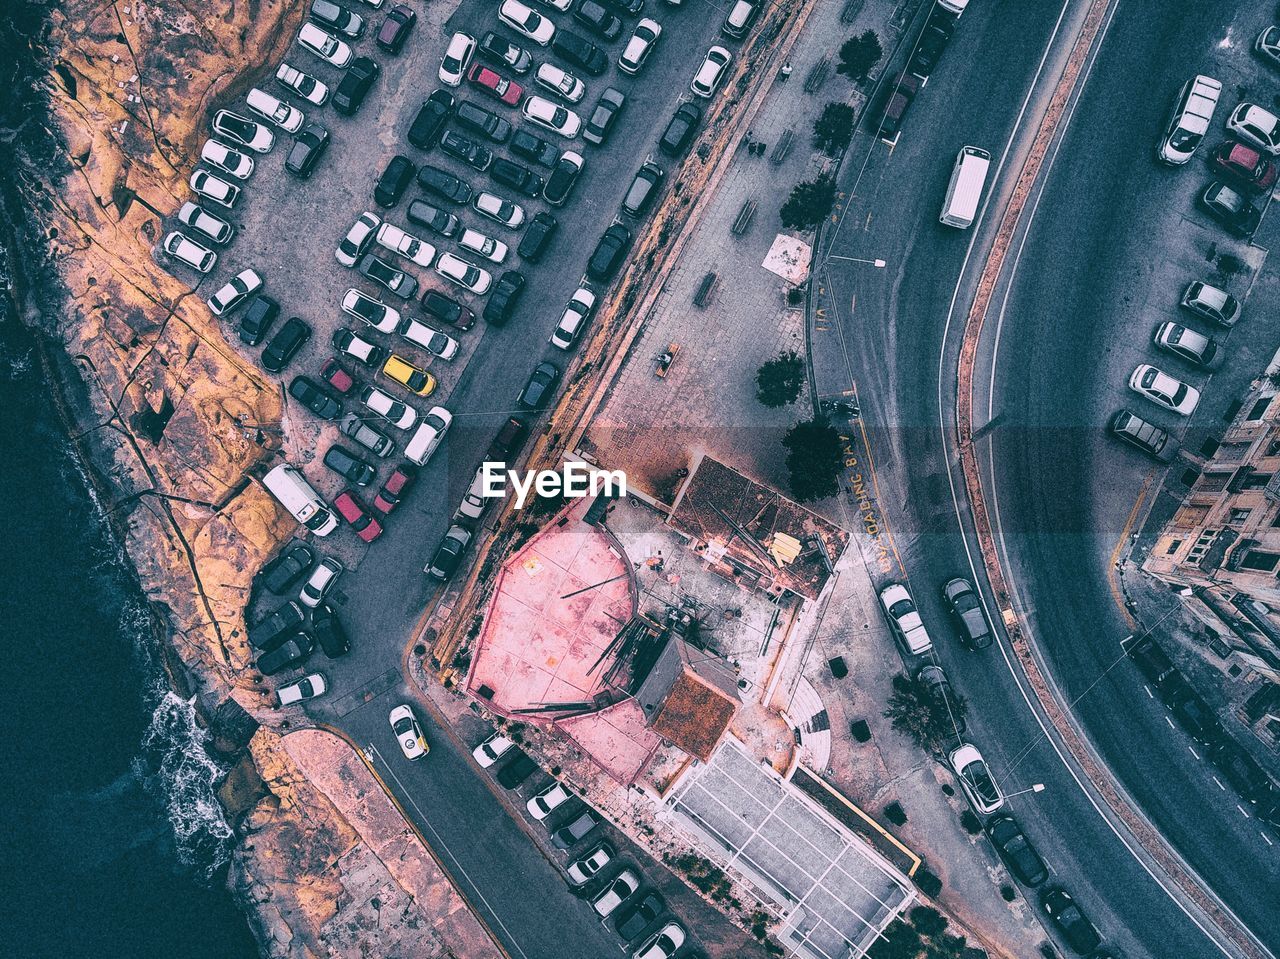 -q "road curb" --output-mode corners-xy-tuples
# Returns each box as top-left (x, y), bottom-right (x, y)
(952, 0), (1267, 956)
